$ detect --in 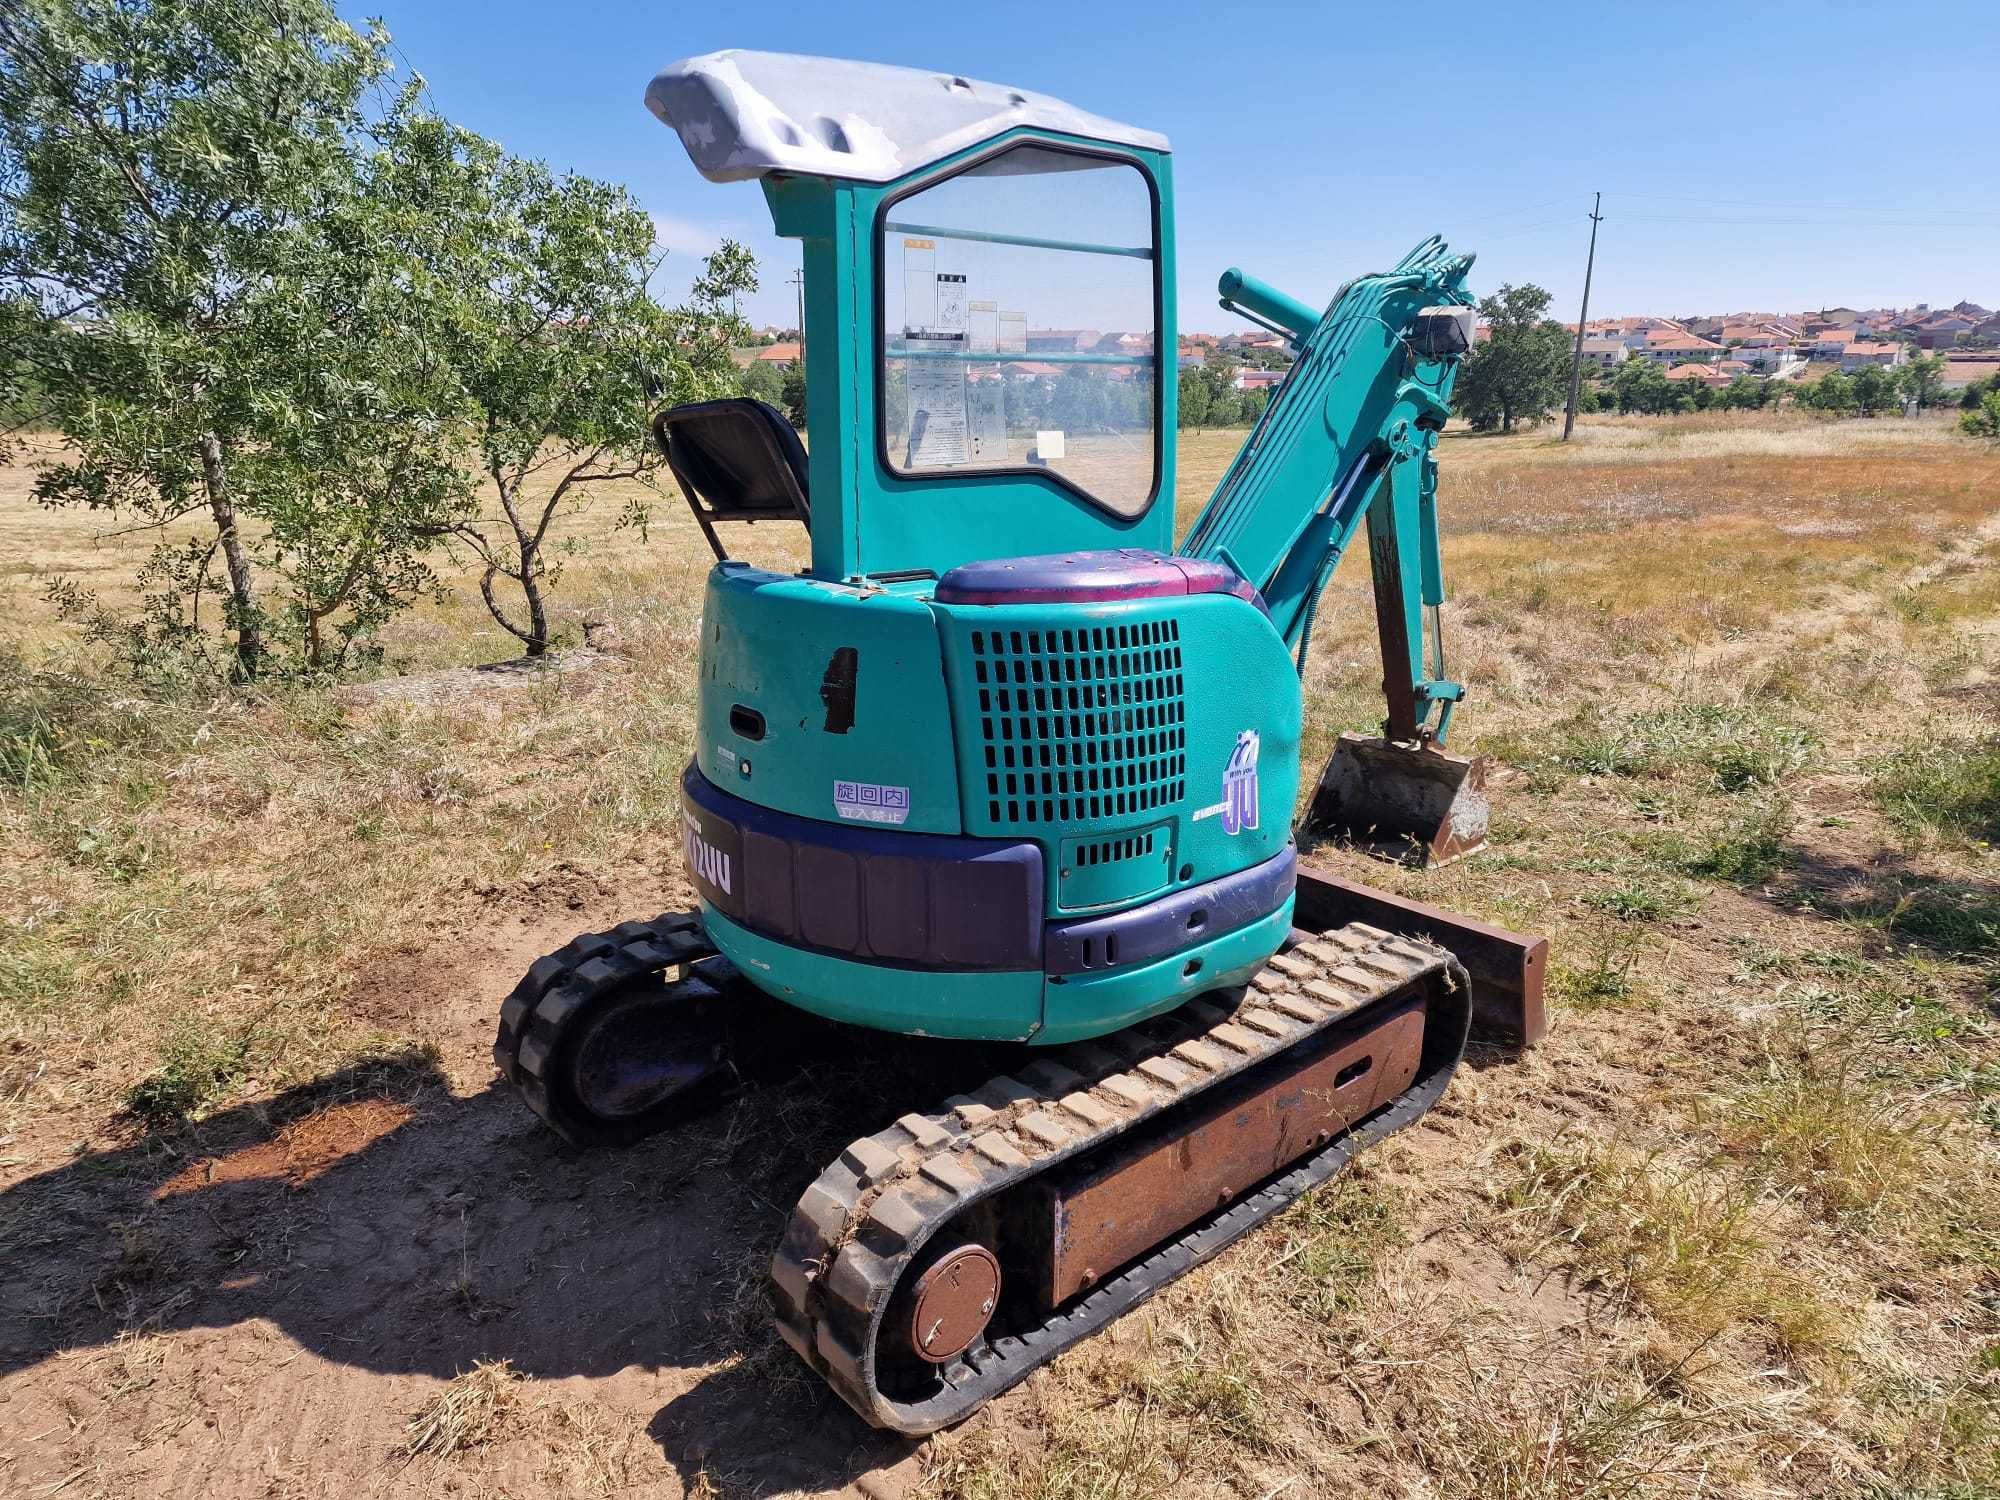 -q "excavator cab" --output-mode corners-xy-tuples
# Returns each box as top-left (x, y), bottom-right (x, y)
(649, 52), (1487, 873)
(647, 52), (1179, 578)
